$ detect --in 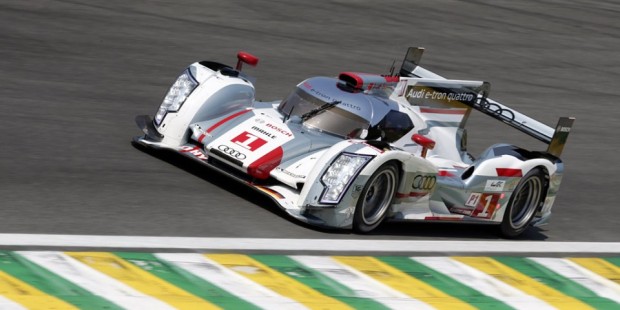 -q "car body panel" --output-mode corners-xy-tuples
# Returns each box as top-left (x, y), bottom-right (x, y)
(134, 48), (574, 233)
